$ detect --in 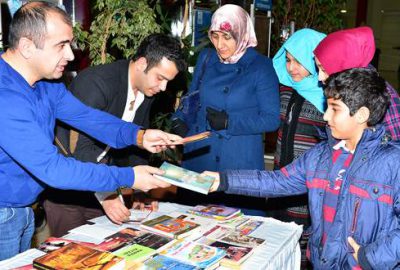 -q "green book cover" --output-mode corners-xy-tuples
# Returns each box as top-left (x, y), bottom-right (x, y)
(114, 244), (155, 262)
